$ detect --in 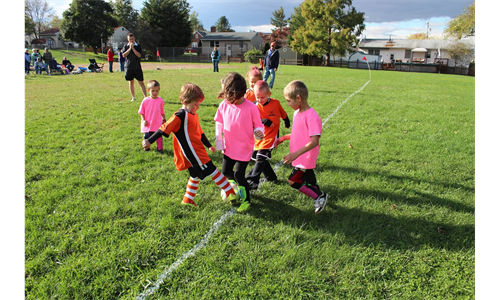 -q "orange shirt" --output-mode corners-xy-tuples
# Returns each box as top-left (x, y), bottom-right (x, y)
(160, 109), (211, 171)
(255, 98), (288, 150)
(245, 88), (256, 103)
